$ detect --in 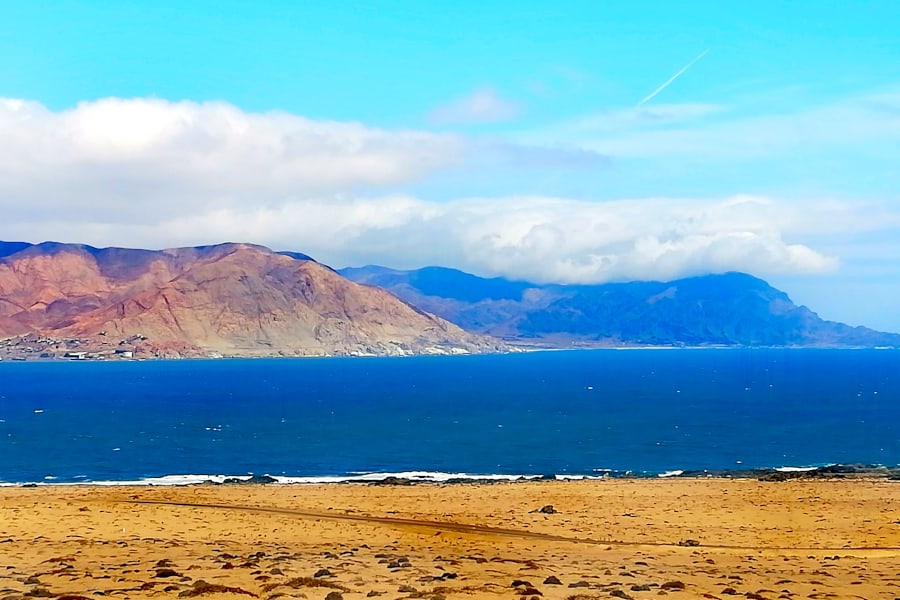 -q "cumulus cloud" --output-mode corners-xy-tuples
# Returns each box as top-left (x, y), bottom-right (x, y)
(428, 88), (519, 125)
(1, 191), (849, 285)
(0, 96), (875, 285)
(392, 194), (841, 283)
(0, 97), (466, 222)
